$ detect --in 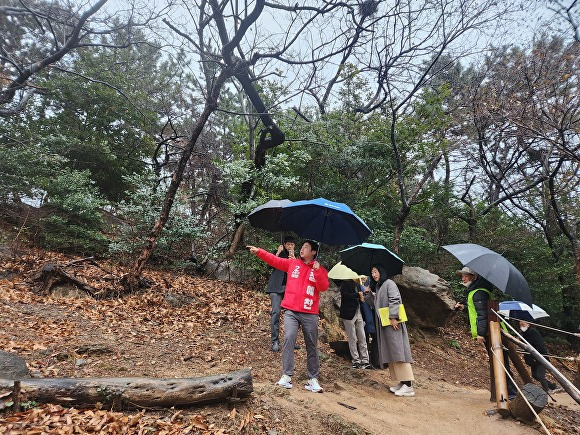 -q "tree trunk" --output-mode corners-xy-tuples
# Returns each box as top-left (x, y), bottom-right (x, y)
(126, 68), (231, 291)
(0, 369), (253, 410)
(509, 383), (548, 422)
